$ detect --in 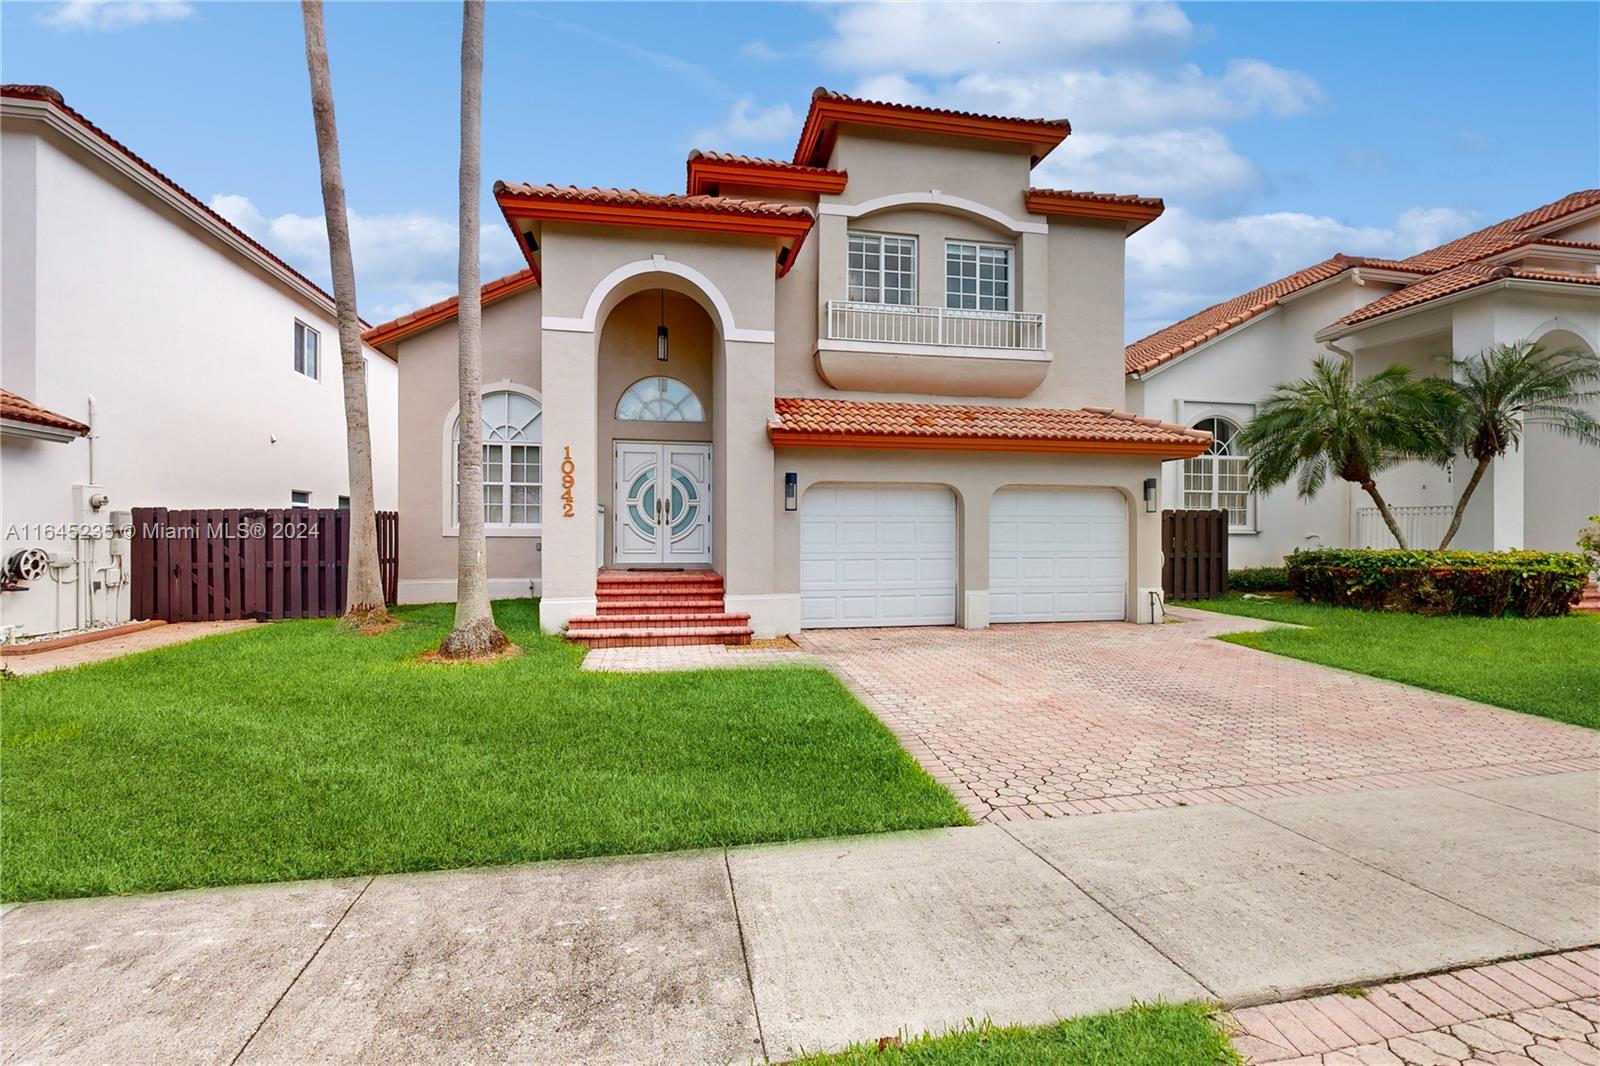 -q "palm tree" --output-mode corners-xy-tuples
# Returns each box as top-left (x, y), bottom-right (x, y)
(300, 0), (392, 632)
(1435, 342), (1600, 549)
(436, 0), (510, 658)
(1239, 356), (1455, 548)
